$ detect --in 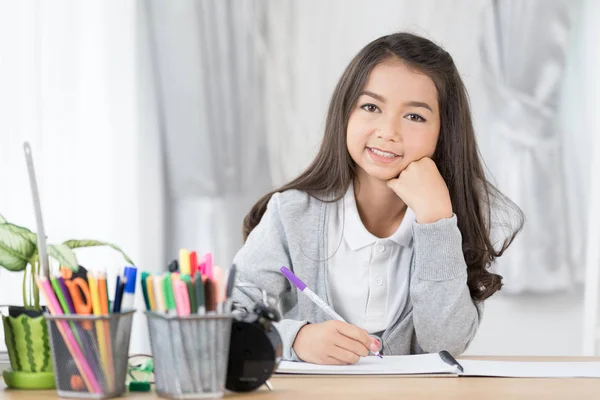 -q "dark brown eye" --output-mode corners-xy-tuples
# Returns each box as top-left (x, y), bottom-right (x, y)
(405, 113), (426, 122)
(361, 104), (381, 113)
